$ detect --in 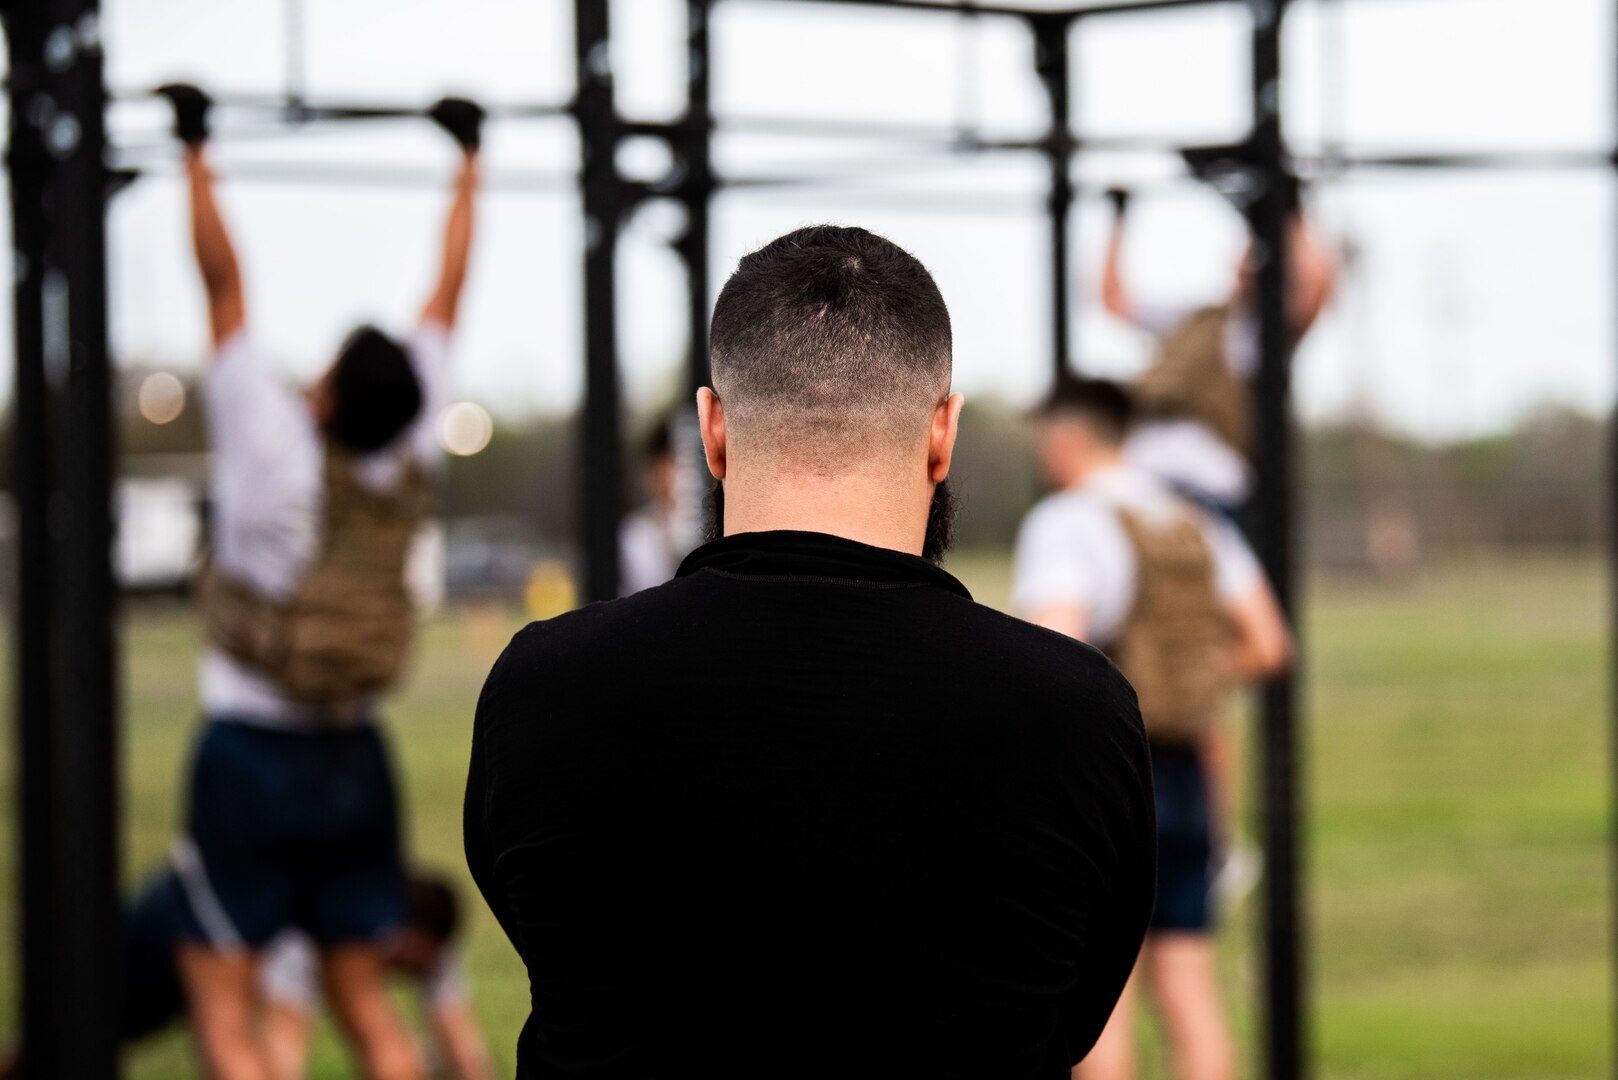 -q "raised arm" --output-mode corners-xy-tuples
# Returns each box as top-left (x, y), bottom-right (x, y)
(157, 85), (244, 349)
(421, 97), (486, 330)
(184, 149), (246, 348)
(420, 154), (480, 330)
(1100, 188), (1137, 325)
